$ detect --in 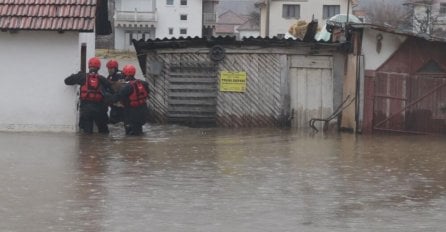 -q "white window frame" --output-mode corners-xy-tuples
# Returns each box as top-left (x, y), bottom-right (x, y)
(282, 4), (300, 19)
(440, 3), (446, 15)
(323, 5), (340, 19)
